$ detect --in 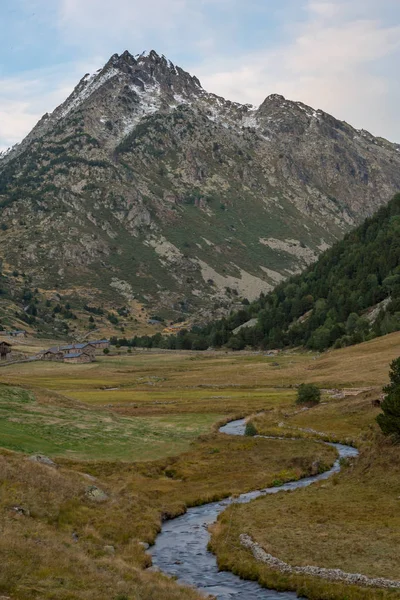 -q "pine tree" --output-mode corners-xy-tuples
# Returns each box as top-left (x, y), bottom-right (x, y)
(377, 358), (400, 441)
